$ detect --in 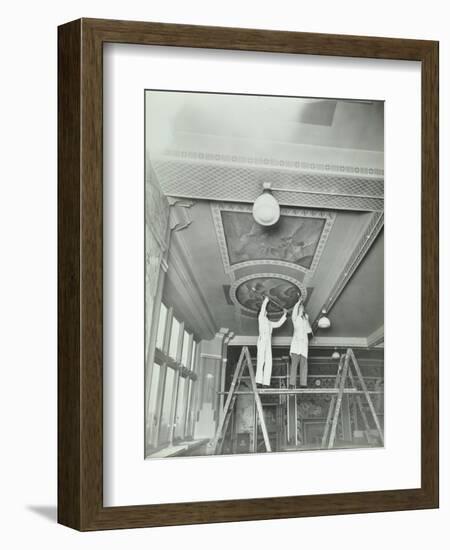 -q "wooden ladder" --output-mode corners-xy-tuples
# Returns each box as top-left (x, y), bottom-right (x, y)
(321, 348), (384, 449)
(209, 346), (272, 454)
